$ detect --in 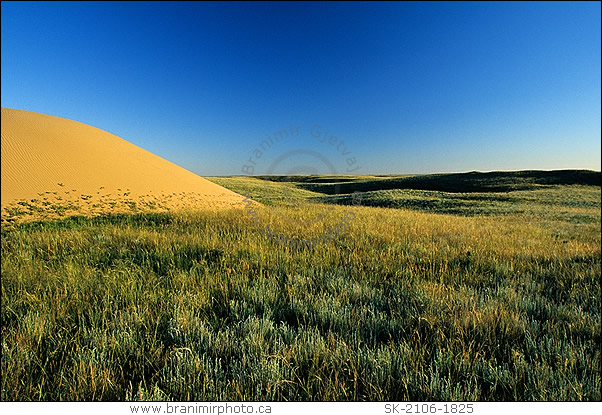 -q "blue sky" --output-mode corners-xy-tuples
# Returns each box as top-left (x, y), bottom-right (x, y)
(1, 1), (600, 175)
